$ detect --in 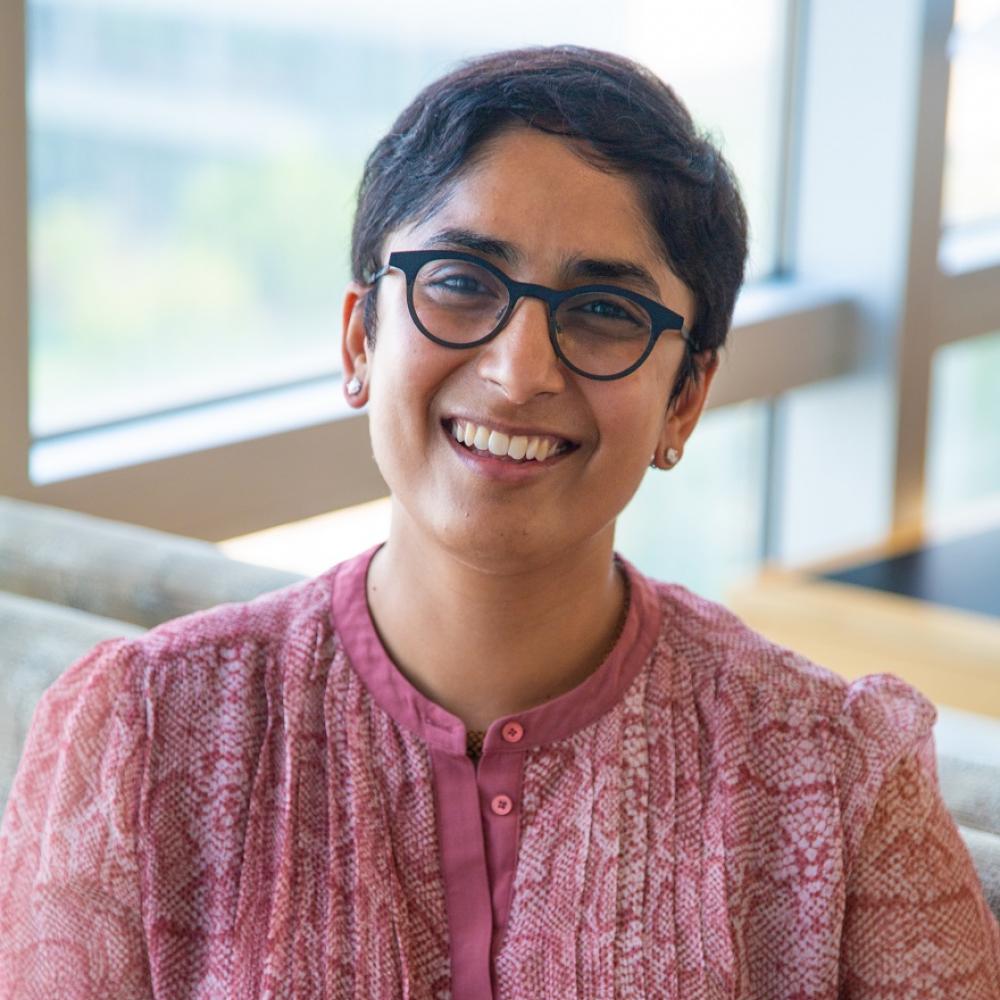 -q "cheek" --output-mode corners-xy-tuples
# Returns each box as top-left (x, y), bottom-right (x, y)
(364, 347), (415, 485)
(365, 334), (456, 464)
(591, 382), (665, 463)
(578, 391), (663, 525)
(364, 399), (399, 495)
